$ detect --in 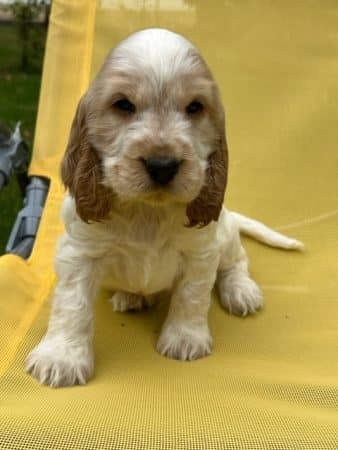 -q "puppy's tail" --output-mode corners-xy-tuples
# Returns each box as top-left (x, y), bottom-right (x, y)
(232, 212), (304, 251)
